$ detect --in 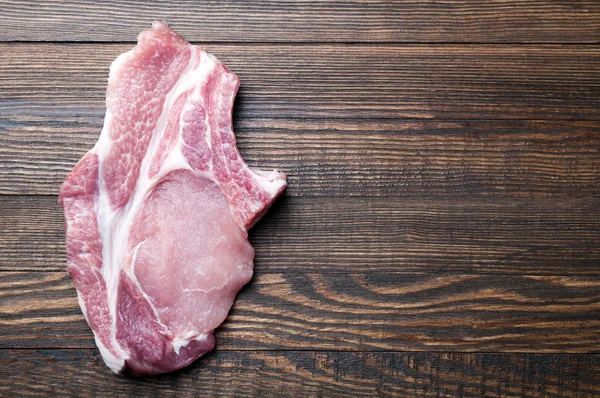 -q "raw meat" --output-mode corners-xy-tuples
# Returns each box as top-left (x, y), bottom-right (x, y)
(59, 22), (287, 375)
